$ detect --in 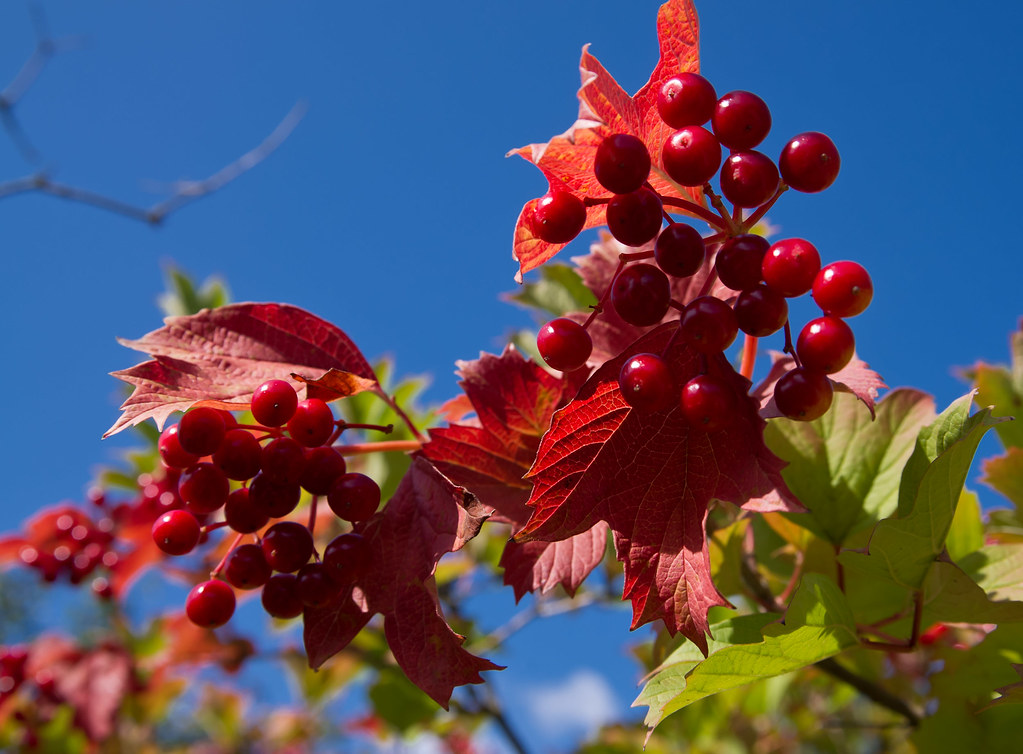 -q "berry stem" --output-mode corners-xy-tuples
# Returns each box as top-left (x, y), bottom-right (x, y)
(210, 532), (246, 578)
(739, 334), (758, 379)
(201, 521), (231, 534)
(657, 192), (728, 230)
(741, 184), (788, 231)
(583, 257), (629, 328)
(583, 196), (610, 207)
(701, 183), (741, 234)
(308, 494), (319, 540)
(335, 439), (422, 456)
(782, 320), (801, 367)
(340, 422), (395, 434)
(372, 387), (425, 442)
(619, 249), (655, 262)
(667, 299), (686, 312)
